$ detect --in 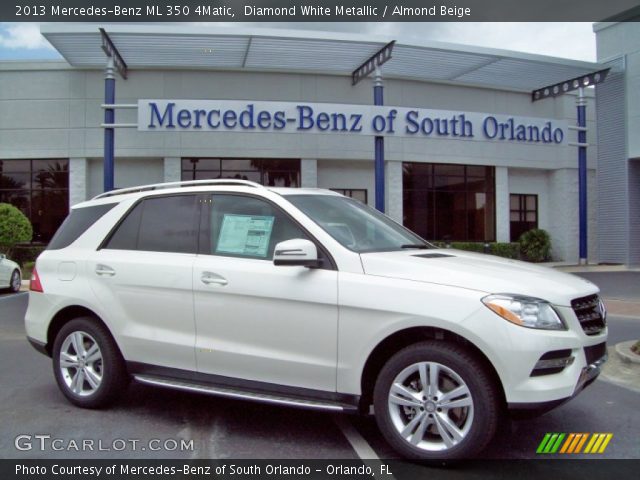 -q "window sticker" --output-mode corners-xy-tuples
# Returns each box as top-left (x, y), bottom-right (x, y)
(216, 214), (275, 257)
